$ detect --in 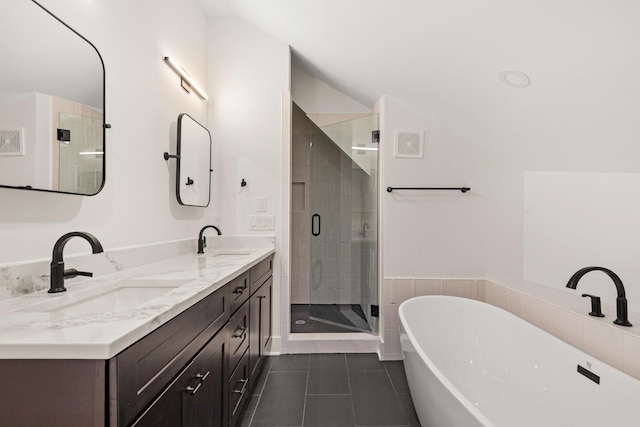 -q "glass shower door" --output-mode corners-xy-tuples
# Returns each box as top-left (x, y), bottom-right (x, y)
(308, 114), (379, 333)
